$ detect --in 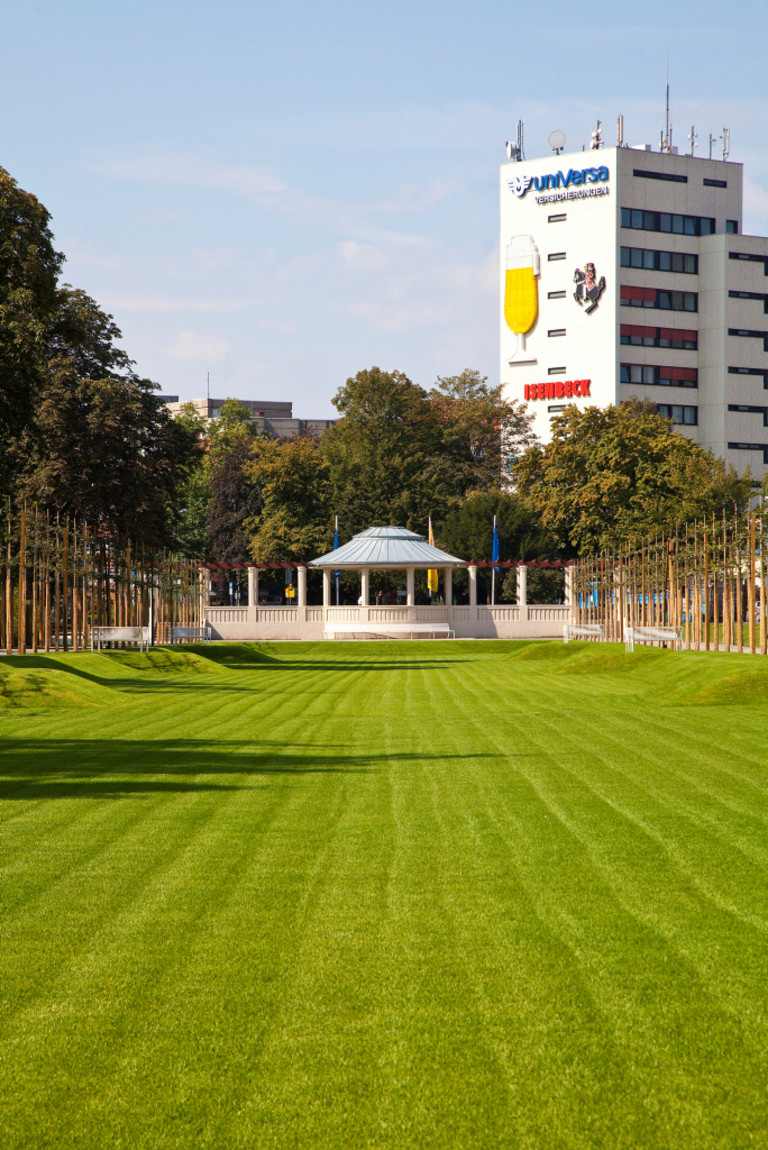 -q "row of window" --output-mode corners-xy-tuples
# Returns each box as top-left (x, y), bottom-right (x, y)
(621, 246), (698, 274)
(621, 286), (698, 312)
(632, 169), (728, 189)
(620, 364), (698, 388)
(621, 207), (717, 236)
(730, 289), (768, 312)
(657, 404), (698, 425)
(729, 404), (768, 425)
(620, 324), (697, 349)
